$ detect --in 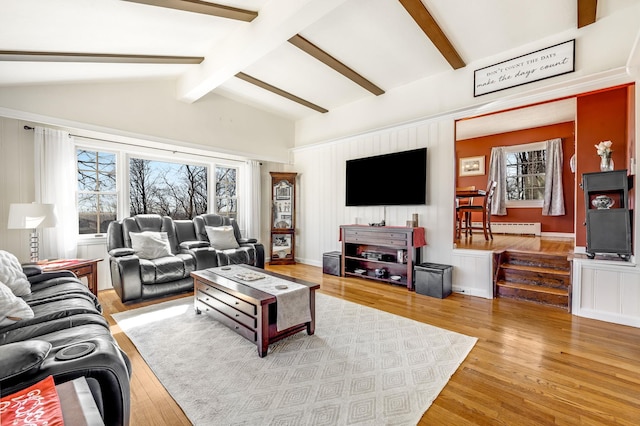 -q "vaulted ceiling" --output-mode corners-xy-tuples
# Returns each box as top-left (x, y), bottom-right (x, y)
(0, 0), (635, 121)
